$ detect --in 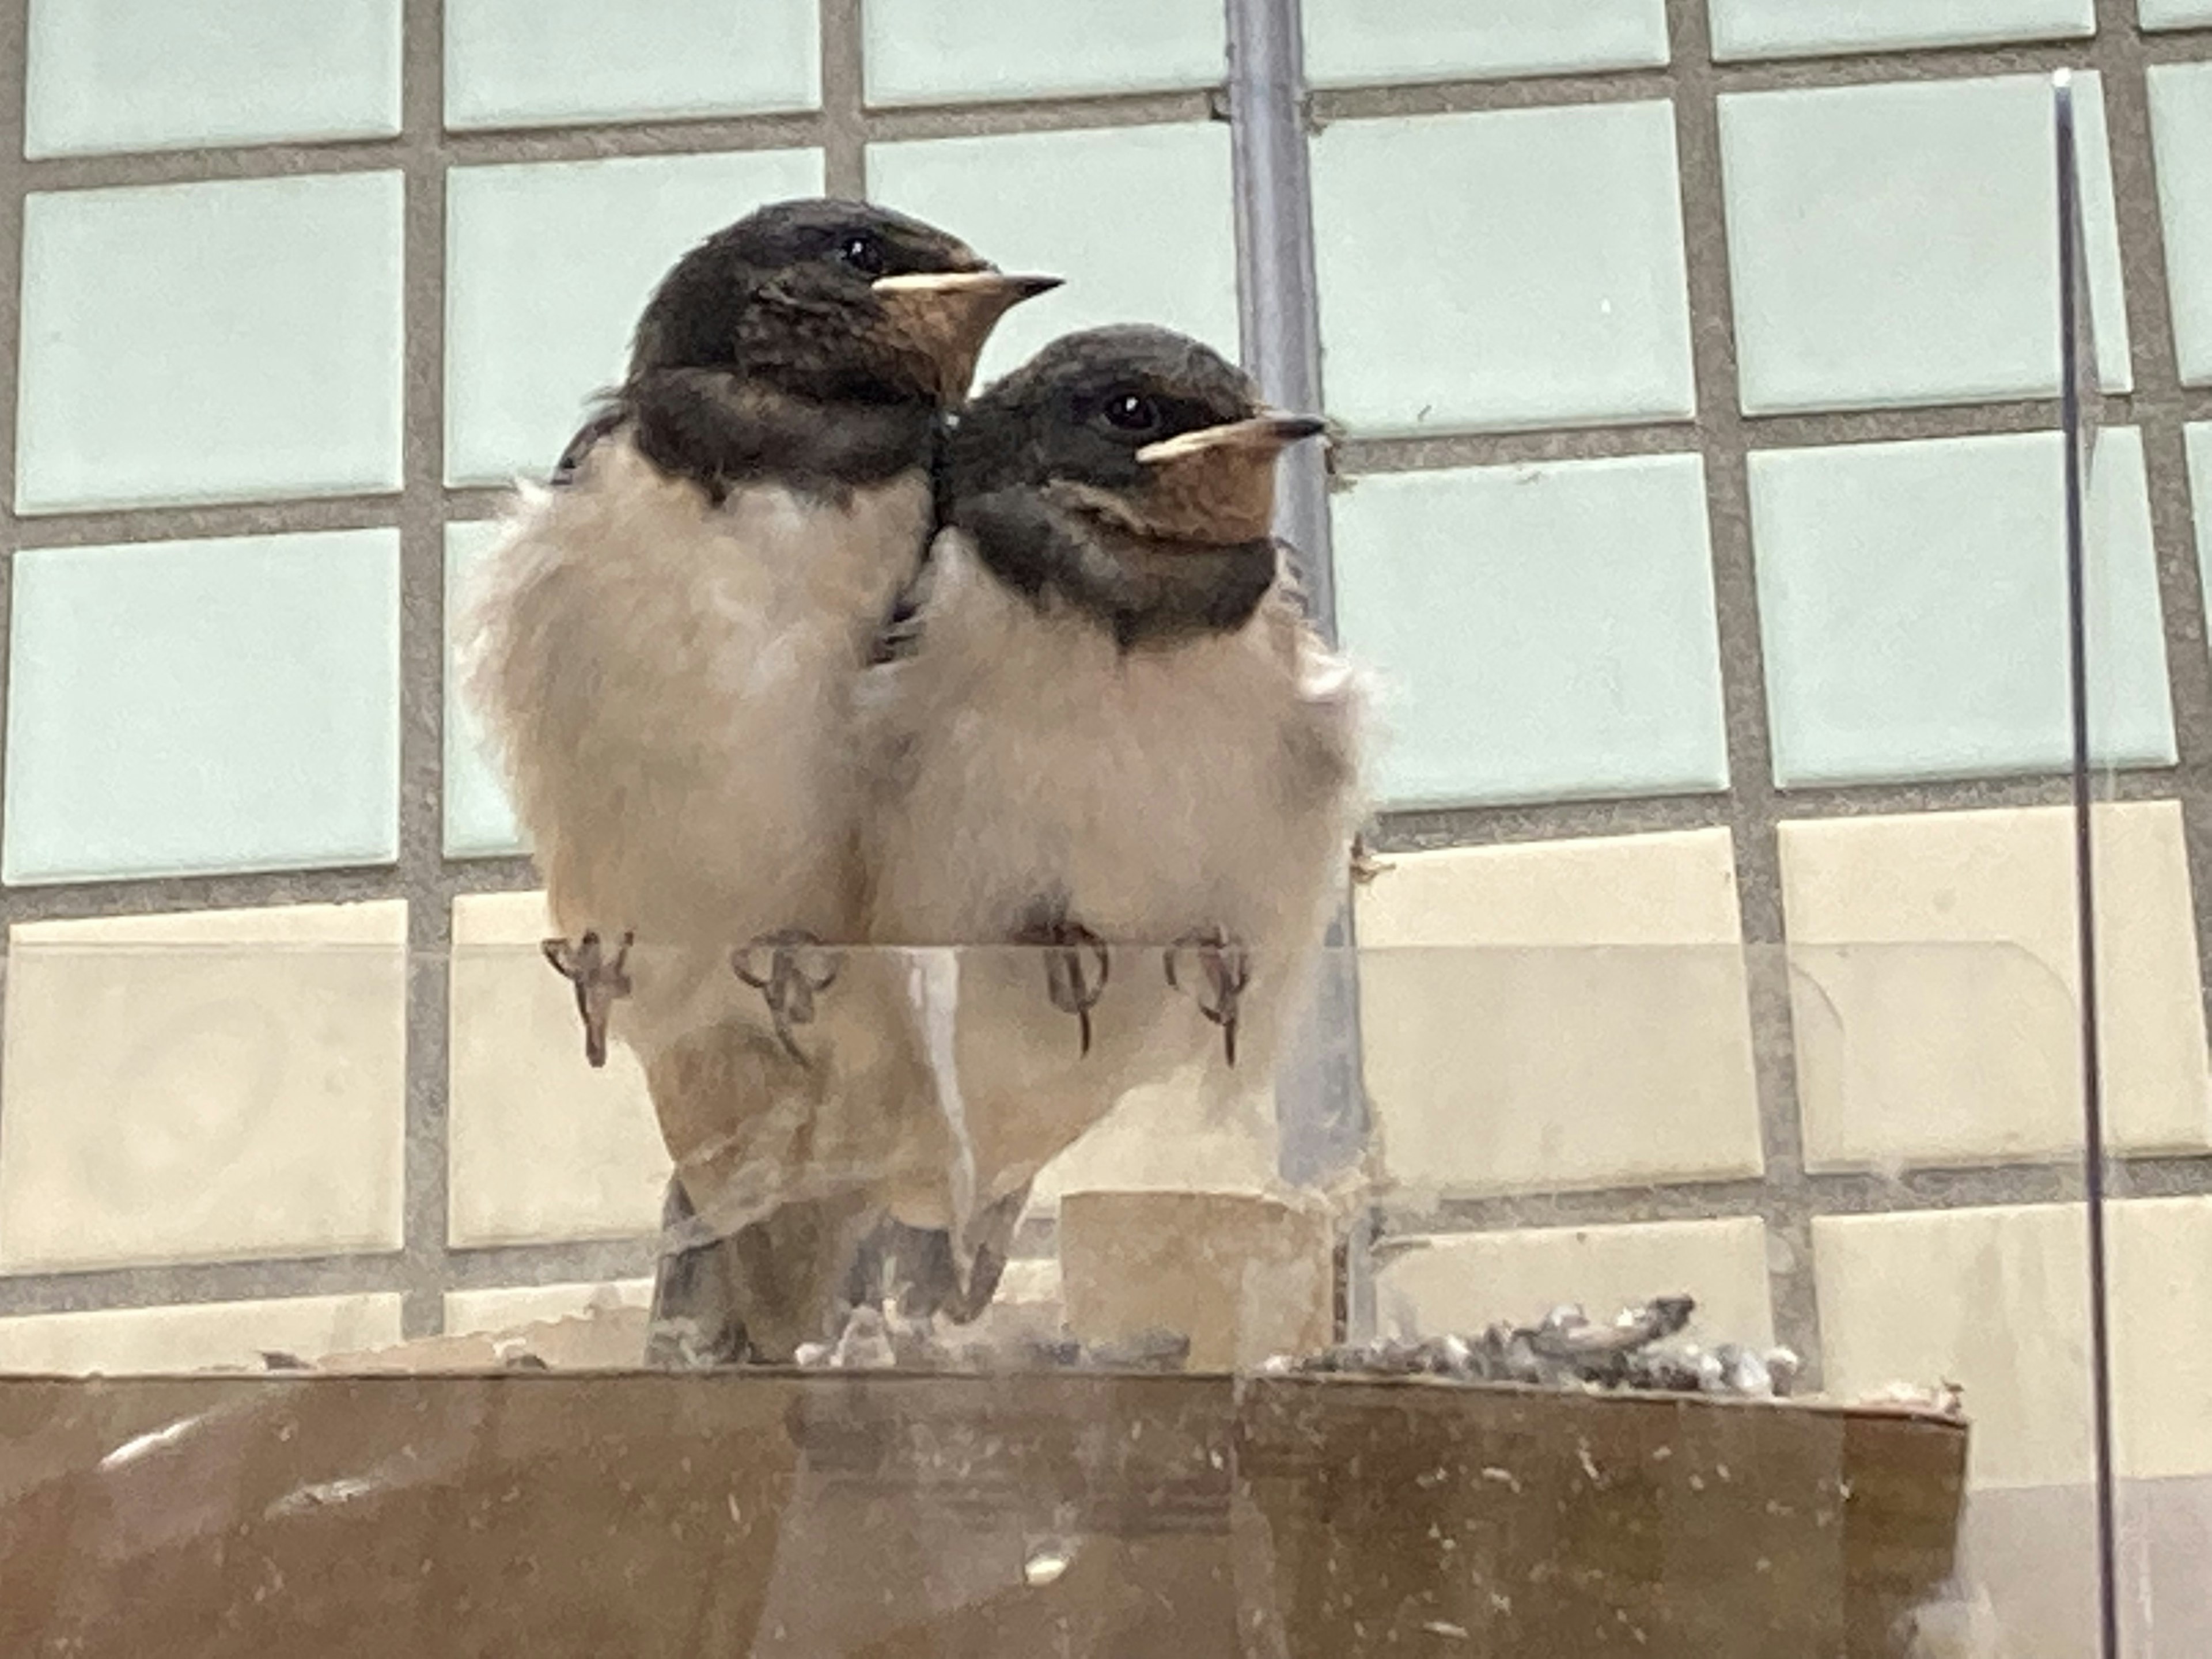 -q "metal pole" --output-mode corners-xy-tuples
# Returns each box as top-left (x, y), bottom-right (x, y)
(1224, 0), (1374, 1335)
